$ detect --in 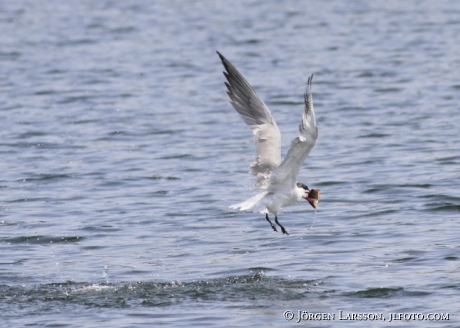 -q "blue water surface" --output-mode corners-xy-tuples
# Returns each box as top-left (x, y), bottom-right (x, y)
(1, 0), (459, 327)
